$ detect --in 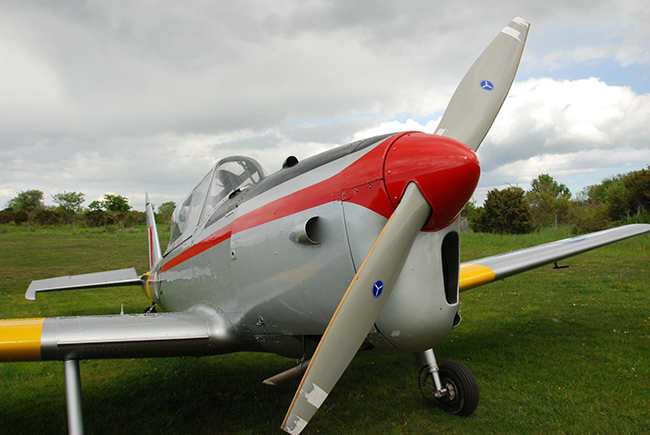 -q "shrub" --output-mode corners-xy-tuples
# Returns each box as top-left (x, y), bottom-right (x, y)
(14, 210), (28, 225)
(86, 210), (110, 227)
(0, 208), (15, 224)
(33, 209), (60, 225)
(473, 186), (533, 234)
(124, 211), (146, 227)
